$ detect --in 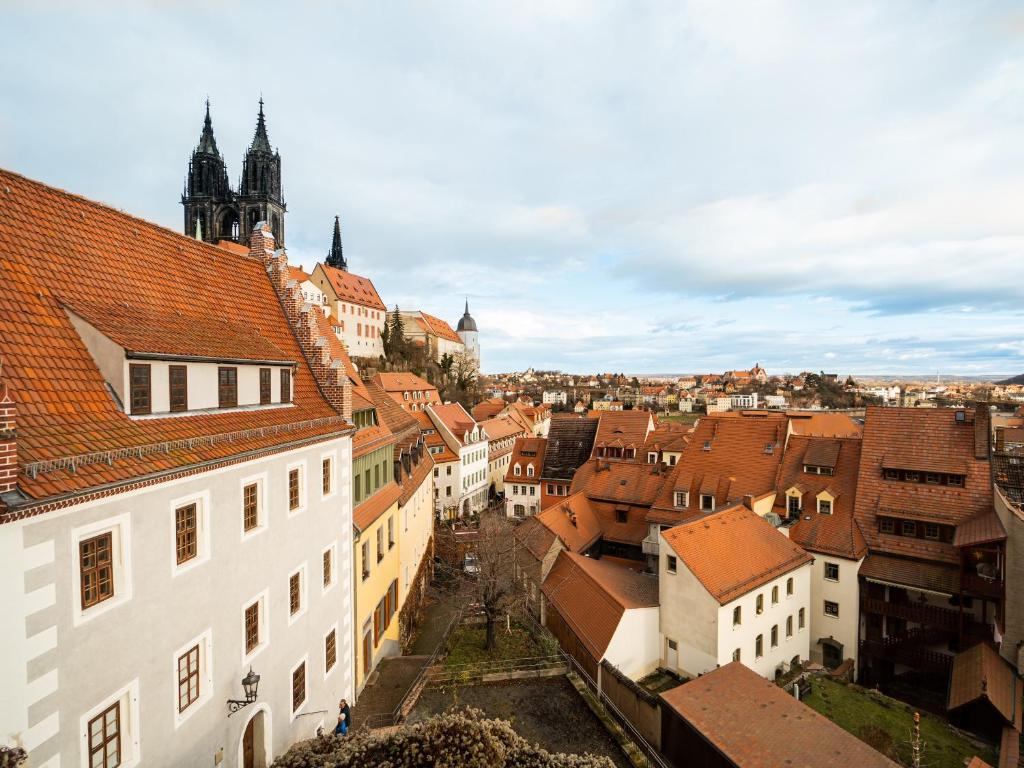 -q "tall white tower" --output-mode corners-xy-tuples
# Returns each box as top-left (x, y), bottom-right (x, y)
(457, 299), (480, 370)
